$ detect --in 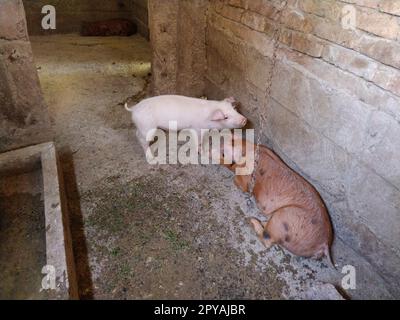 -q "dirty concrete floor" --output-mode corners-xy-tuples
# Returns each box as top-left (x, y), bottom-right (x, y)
(30, 34), (393, 300)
